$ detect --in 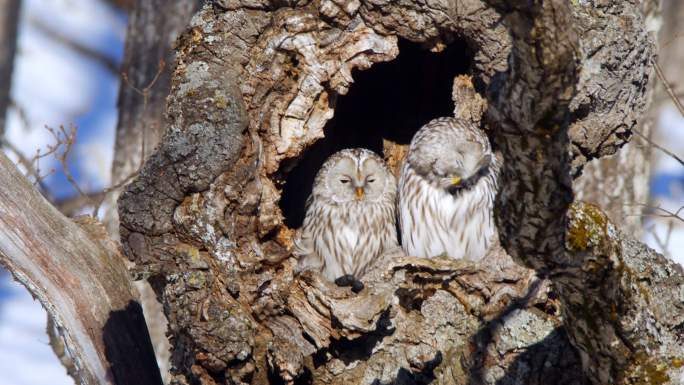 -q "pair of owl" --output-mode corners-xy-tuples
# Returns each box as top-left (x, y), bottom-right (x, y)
(294, 117), (499, 282)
